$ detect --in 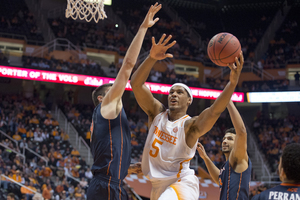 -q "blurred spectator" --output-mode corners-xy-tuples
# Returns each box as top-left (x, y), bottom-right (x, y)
(79, 177), (88, 189)
(0, 169), (9, 190)
(42, 184), (52, 200)
(71, 148), (80, 156)
(12, 132), (21, 141)
(60, 130), (69, 141)
(21, 181), (36, 200)
(29, 116), (39, 124)
(6, 193), (15, 200)
(43, 117), (52, 126)
(32, 189), (43, 200)
(19, 138), (28, 149)
(52, 118), (59, 126)
(12, 170), (22, 183)
(39, 165), (53, 178)
(295, 71), (300, 85)
(84, 168), (93, 181)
